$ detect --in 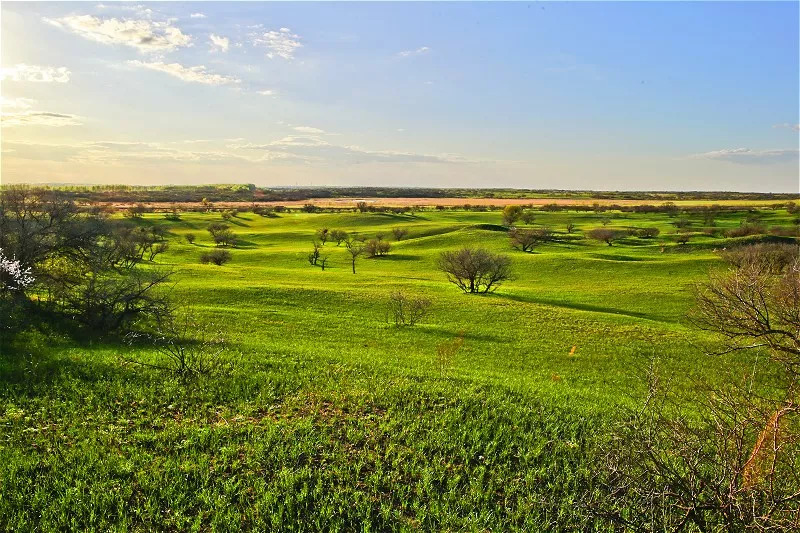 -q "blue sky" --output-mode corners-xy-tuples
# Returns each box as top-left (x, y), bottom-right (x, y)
(2, 1), (798, 191)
